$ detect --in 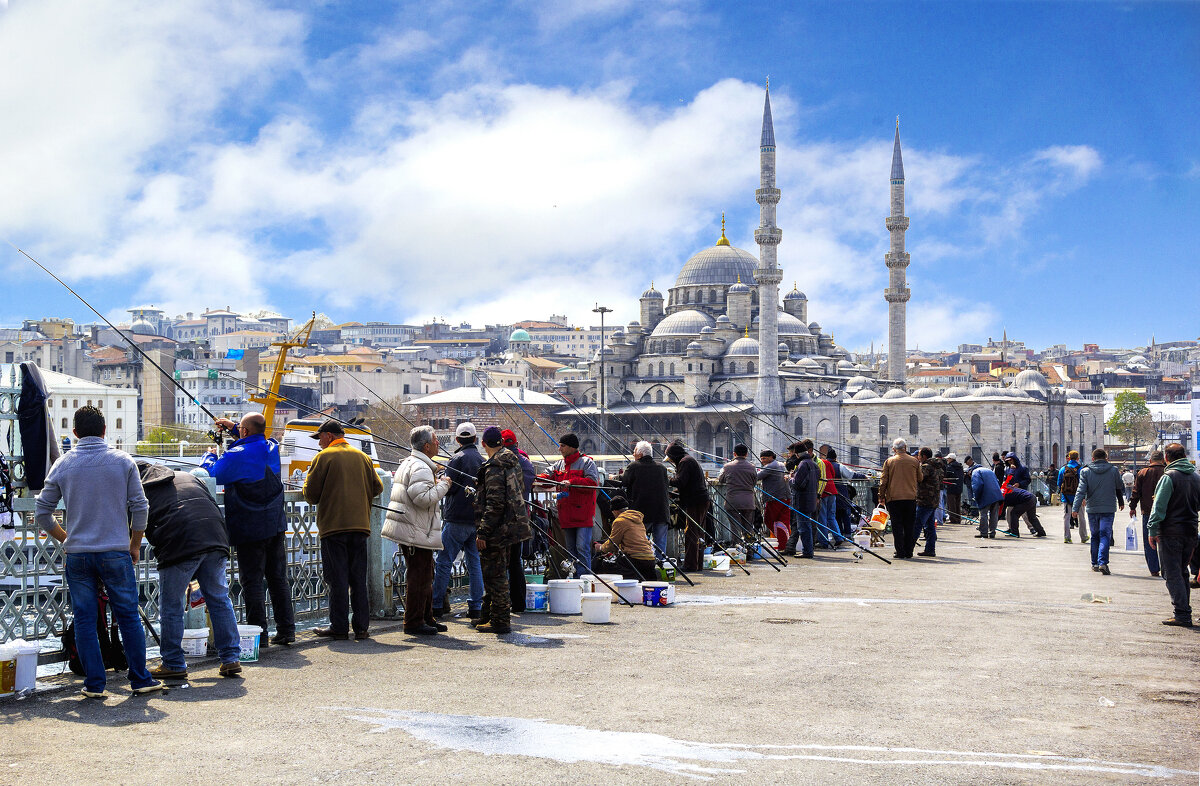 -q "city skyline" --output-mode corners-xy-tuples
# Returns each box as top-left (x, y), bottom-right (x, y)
(0, 1), (1195, 353)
